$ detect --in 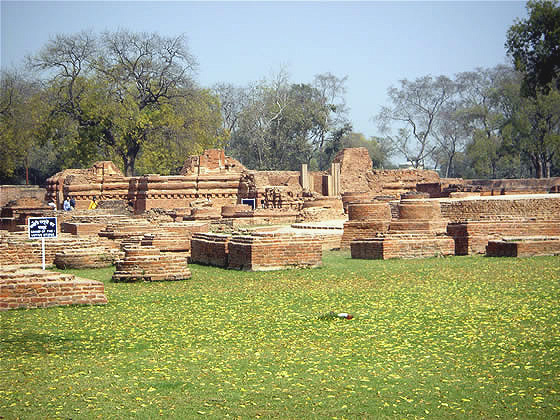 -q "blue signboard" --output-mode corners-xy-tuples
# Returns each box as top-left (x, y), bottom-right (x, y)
(241, 198), (256, 210)
(28, 217), (58, 239)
